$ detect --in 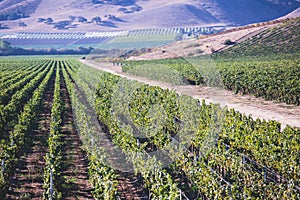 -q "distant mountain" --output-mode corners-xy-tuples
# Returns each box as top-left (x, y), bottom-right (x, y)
(0, 0), (299, 32)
